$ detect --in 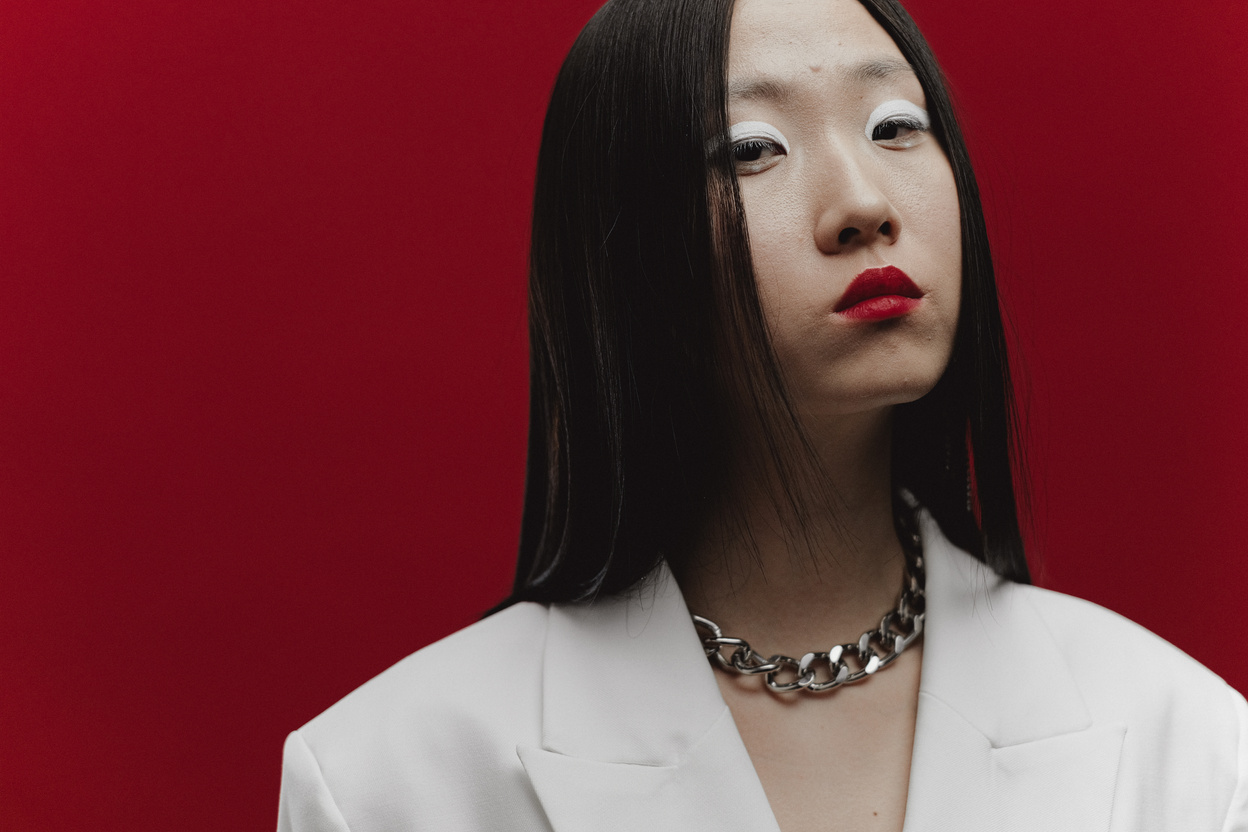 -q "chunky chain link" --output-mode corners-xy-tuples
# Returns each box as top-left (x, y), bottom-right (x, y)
(691, 501), (926, 695)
